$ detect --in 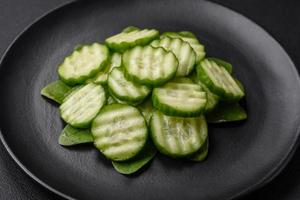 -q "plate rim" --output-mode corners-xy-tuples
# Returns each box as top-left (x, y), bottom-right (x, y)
(0, 1), (300, 200)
